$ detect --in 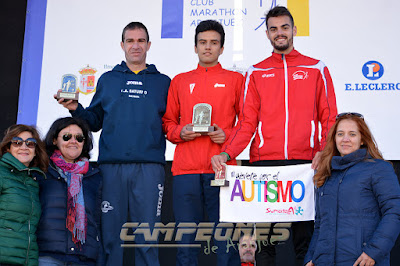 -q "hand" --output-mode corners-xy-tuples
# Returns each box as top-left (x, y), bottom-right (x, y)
(54, 90), (78, 111)
(211, 154), (228, 172)
(311, 151), (322, 170)
(353, 252), (375, 266)
(305, 261), (314, 266)
(180, 124), (201, 141)
(208, 124), (226, 144)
